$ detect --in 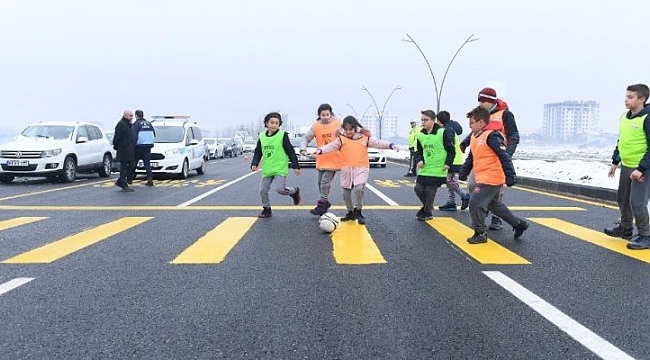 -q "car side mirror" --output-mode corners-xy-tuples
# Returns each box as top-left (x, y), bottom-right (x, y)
(189, 139), (199, 146)
(77, 136), (89, 143)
